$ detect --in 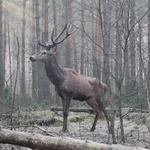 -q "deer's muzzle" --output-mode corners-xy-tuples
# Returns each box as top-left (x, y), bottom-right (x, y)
(30, 56), (35, 61)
